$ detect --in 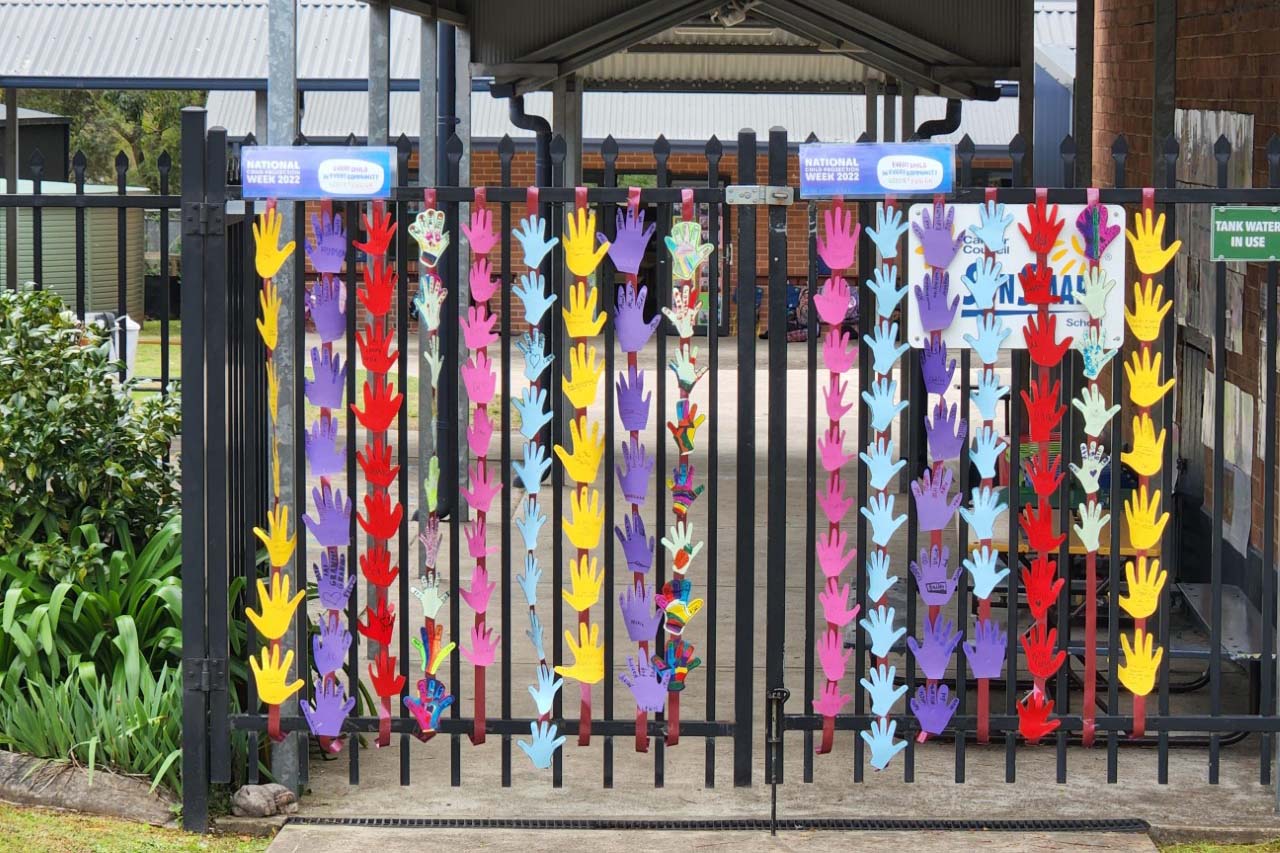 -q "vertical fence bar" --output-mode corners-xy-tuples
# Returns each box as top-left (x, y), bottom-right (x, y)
(733, 129), (758, 788)
(548, 137), (565, 788)
(1158, 135), (1179, 785)
(29, 152), (42, 288)
(73, 152), (87, 319)
(802, 187), (819, 784)
(1209, 136), (1230, 784)
(159, 154), (173, 395)
(1265, 136), (1280, 795)
(1107, 135), (1128, 783)
(955, 138), (975, 783)
(1056, 137), (1076, 784)
(706, 136), (724, 788)
(116, 152), (129, 381)
(291, 185), (308, 790)
(446, 137), (464, 786)
(654, 137), (670, 787)
(853, 129), (873, 781)
(598, 147), (617, 788)
(396, 138), (413, 786)
(344, 196), (360, 786)
(1006, 134), (1028, 784)
(499, 138), (515, 789)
